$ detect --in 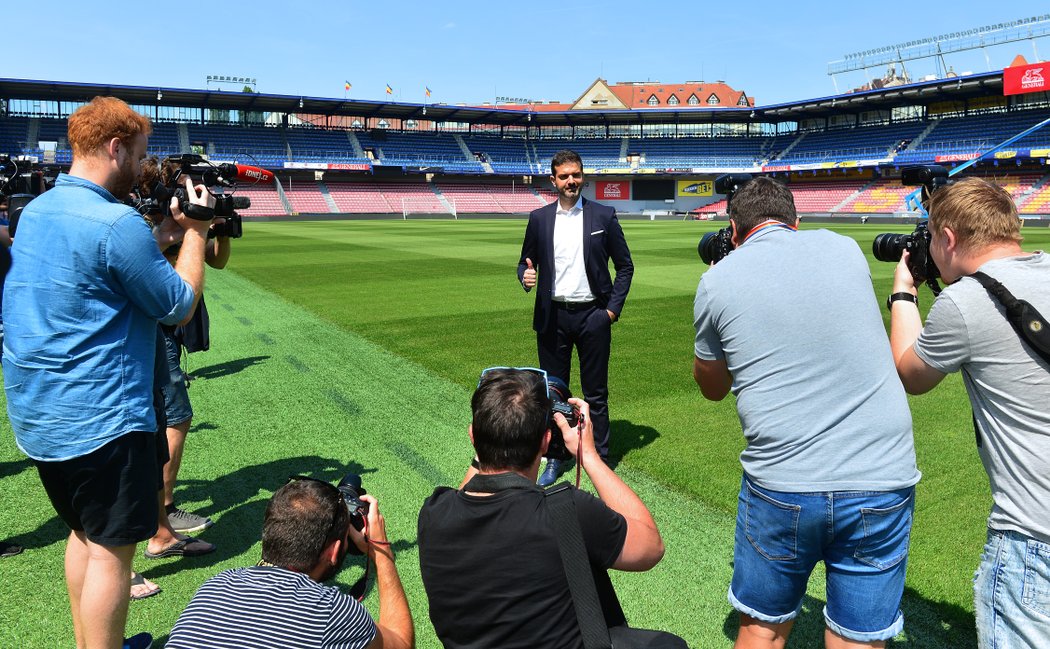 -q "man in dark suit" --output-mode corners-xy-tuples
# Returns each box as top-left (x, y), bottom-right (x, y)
(517, 149), (634, 486)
